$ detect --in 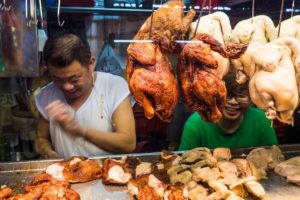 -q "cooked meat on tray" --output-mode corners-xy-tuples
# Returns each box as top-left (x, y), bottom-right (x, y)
(0, 187), (13, 199)
(102, 158), (132, 185)
(45, 156), (102, 183)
